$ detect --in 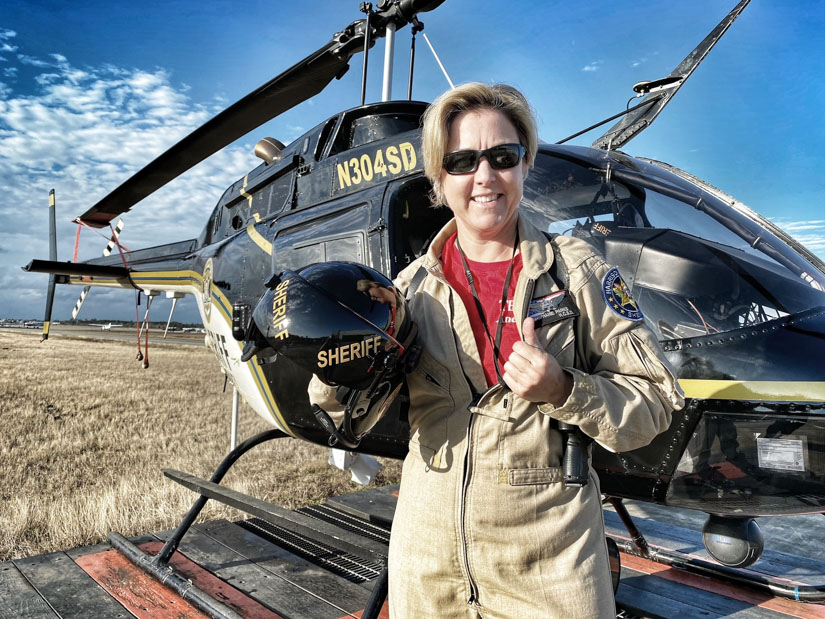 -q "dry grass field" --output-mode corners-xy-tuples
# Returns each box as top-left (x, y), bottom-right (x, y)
(0, 329), (401, 561)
